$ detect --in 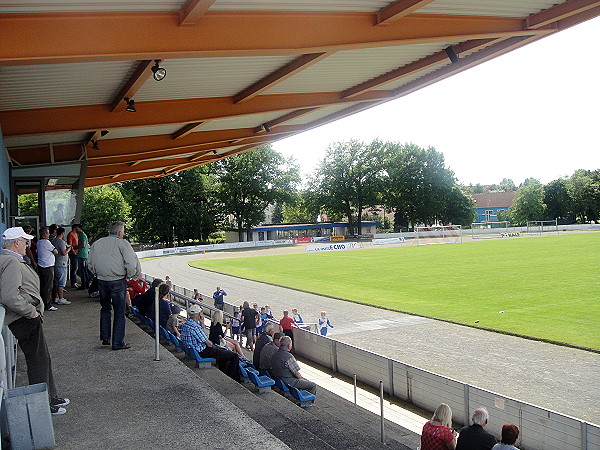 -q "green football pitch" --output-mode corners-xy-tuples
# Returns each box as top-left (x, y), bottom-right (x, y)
(189, 233), (600, 350)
